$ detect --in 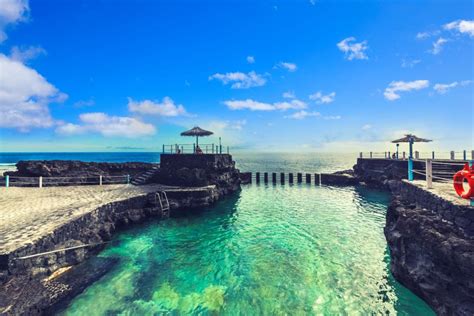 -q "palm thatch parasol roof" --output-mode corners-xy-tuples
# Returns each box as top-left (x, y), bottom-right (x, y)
(392, 134), (432, 143)
(181, 126), (213, 146)
(180, 126), (213, 137)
